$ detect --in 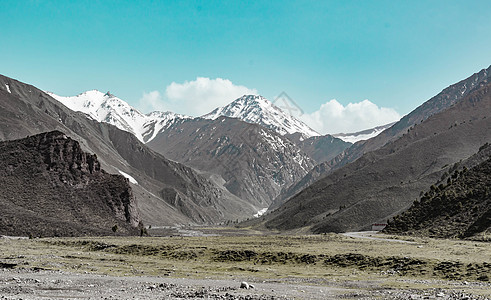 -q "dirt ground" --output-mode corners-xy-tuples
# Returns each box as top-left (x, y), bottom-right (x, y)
(1, 267), (490, 299)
